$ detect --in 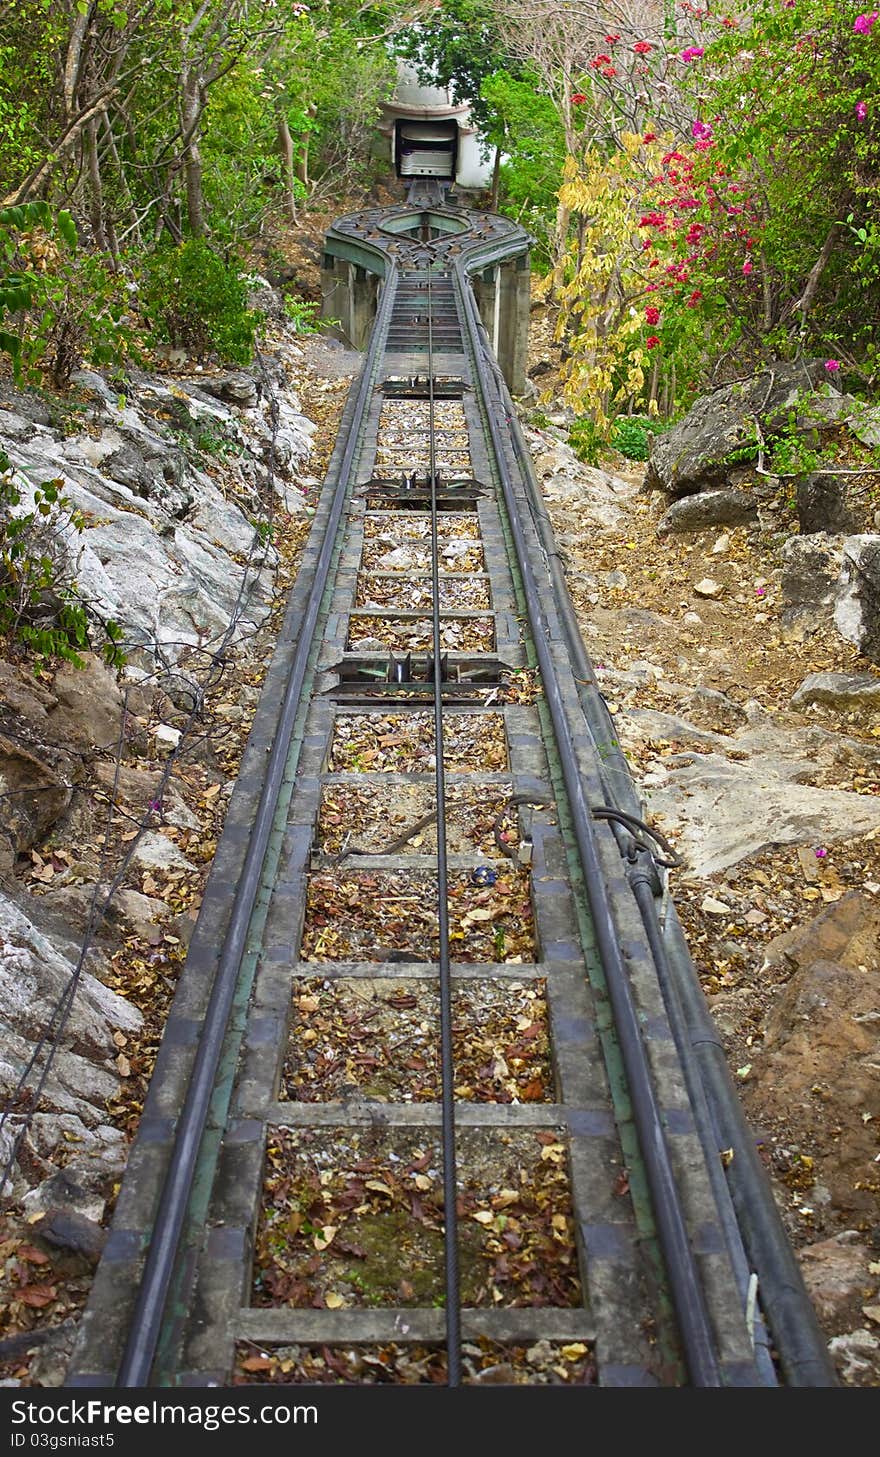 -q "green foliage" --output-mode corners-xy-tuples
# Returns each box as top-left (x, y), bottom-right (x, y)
(568, 418), (605, 467)
(481, 71), (565, 260)
(0, 202), (131, 386)
(140, 240), (261, 365)
(284, 295), (327, 335)
(0, 450), (125, 670)
(610, 415), (664, 462)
